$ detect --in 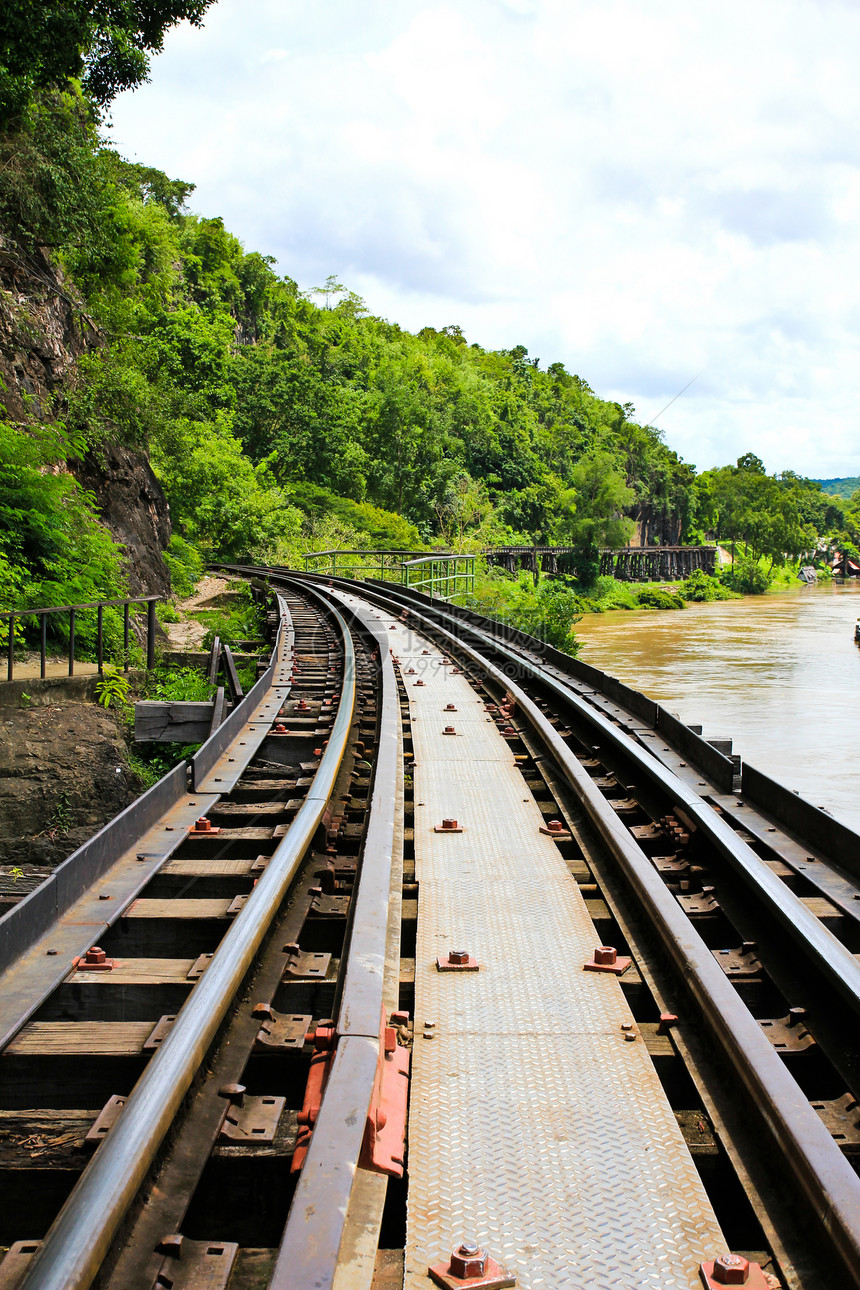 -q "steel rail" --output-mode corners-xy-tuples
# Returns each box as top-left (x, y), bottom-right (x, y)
(293, 577), (860, 1288)
(17, 587), (357, 1290)
(309, 572), (860, 1019)
(270, 583), (400, 1289)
